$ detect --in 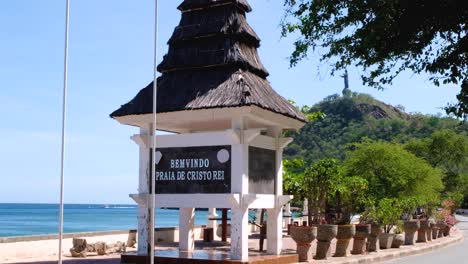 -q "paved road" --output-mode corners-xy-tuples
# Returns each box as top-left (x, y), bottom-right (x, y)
(384, 215), (468, 264)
